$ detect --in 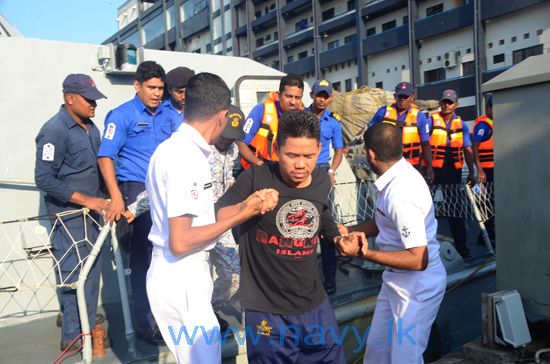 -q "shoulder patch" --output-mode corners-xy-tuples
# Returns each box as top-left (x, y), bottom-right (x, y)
(330, 112), (342, 121)
(104, 123), (116, 140)
(243, 118), (254, 134)
(42, 143), (55, 161)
